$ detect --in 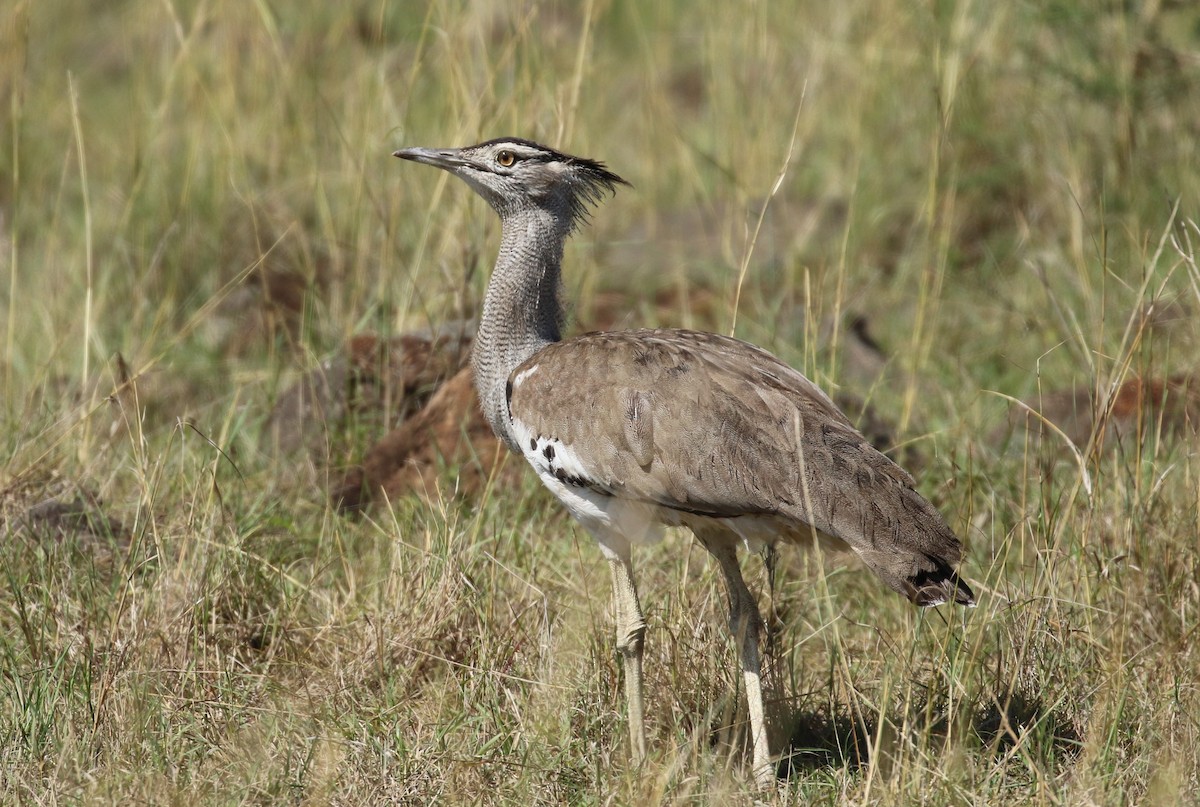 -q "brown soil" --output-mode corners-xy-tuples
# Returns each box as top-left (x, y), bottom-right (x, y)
(332, 366), (507, 511)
